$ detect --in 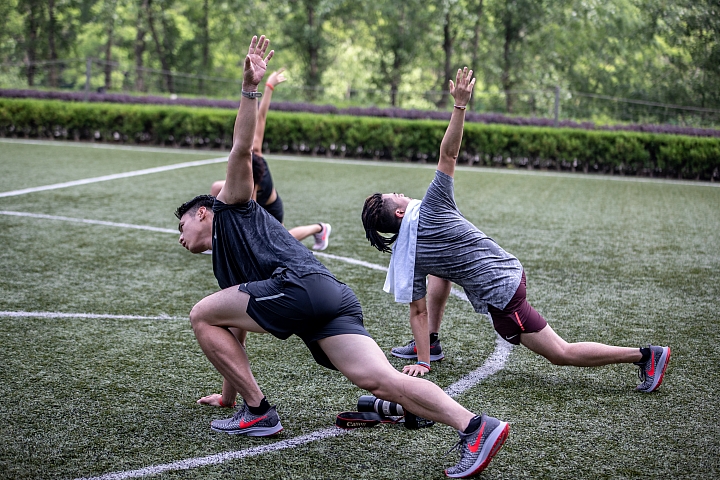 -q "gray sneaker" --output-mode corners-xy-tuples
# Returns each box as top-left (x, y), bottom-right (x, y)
(312, 223), (331, 251)
(391, 339), (445, 361)
(636, 345), (671, 393)
(445, 414), (510, 478)
(210, 401), (284, 436)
